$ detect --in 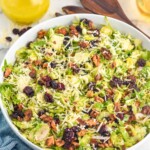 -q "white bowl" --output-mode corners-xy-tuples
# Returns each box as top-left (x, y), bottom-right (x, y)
(0, 14), (150, 150)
